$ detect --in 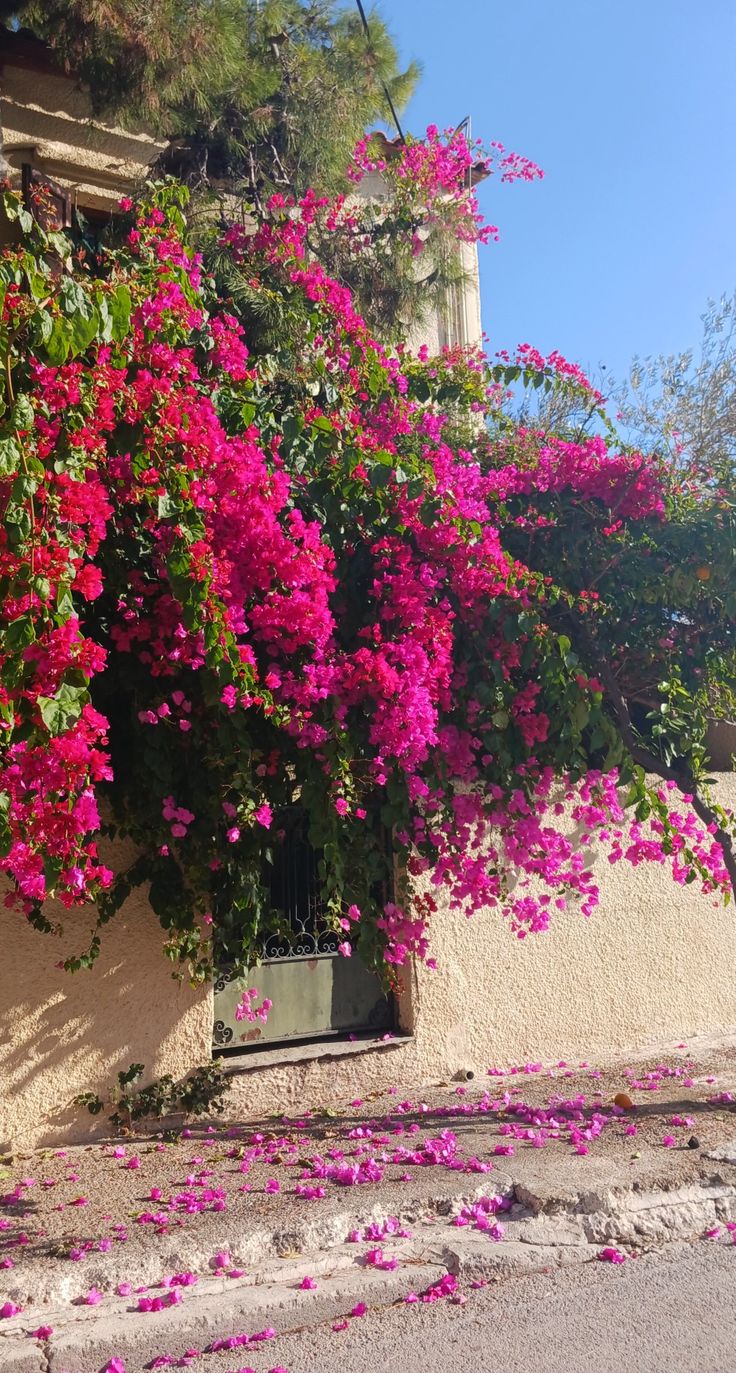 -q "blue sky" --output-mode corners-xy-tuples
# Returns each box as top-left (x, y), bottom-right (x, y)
(384, 0), (736, 379)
